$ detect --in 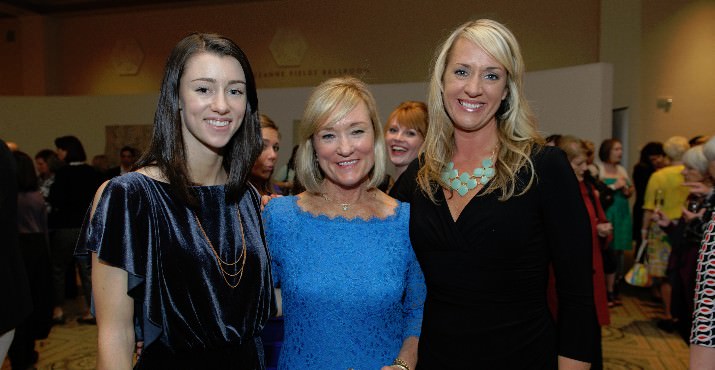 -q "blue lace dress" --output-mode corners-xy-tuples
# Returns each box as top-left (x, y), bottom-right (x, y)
(263, 196), (425, 370)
